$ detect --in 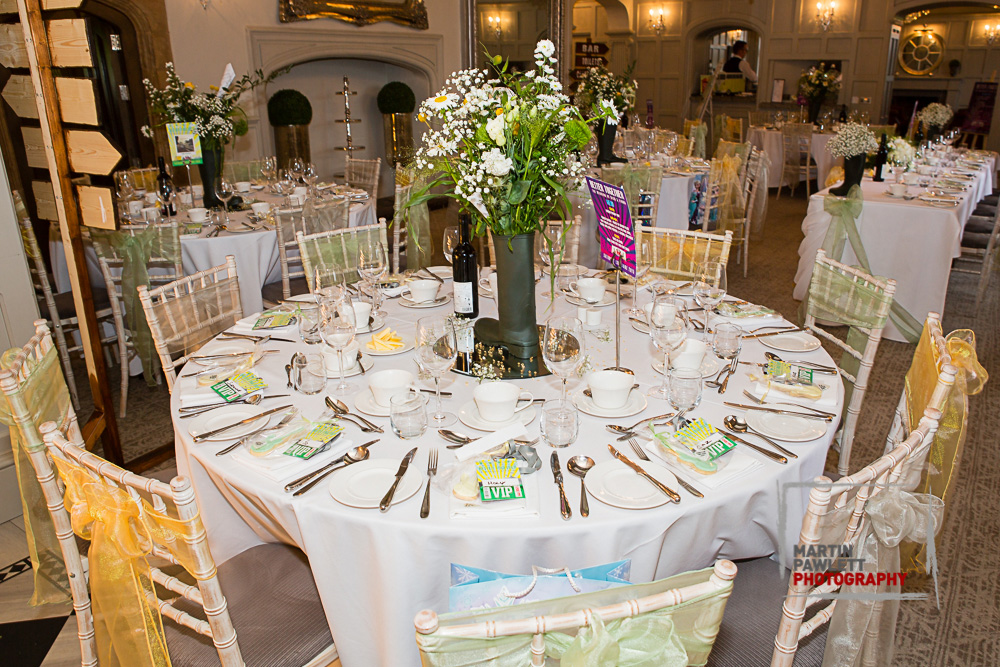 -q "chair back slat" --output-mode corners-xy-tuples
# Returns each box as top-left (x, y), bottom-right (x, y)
(645, 228), (732, 282)
(298, 220), (389, 291)
(274, 200), (350, 298)
(345, 157), (381, 199)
